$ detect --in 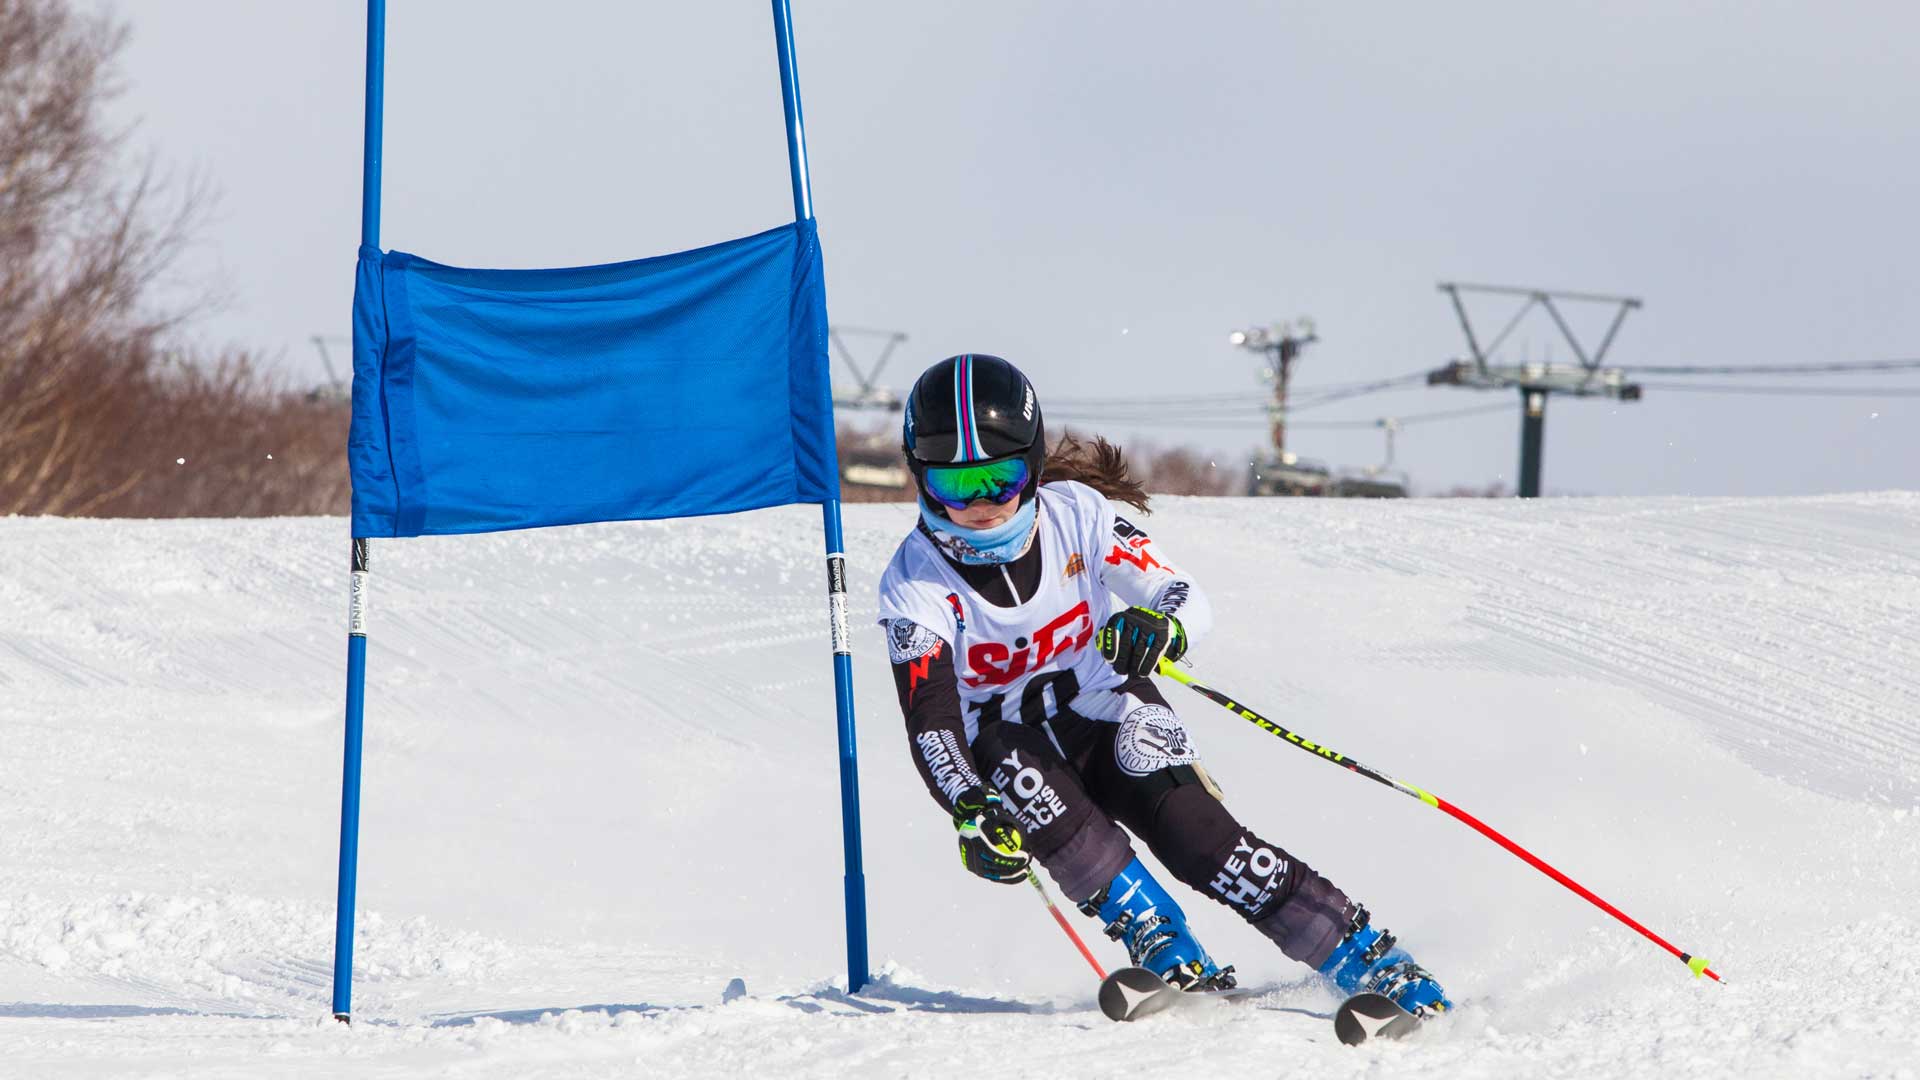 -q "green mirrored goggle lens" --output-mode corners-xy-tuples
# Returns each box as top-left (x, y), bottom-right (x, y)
(923, 457), (1032, 509)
